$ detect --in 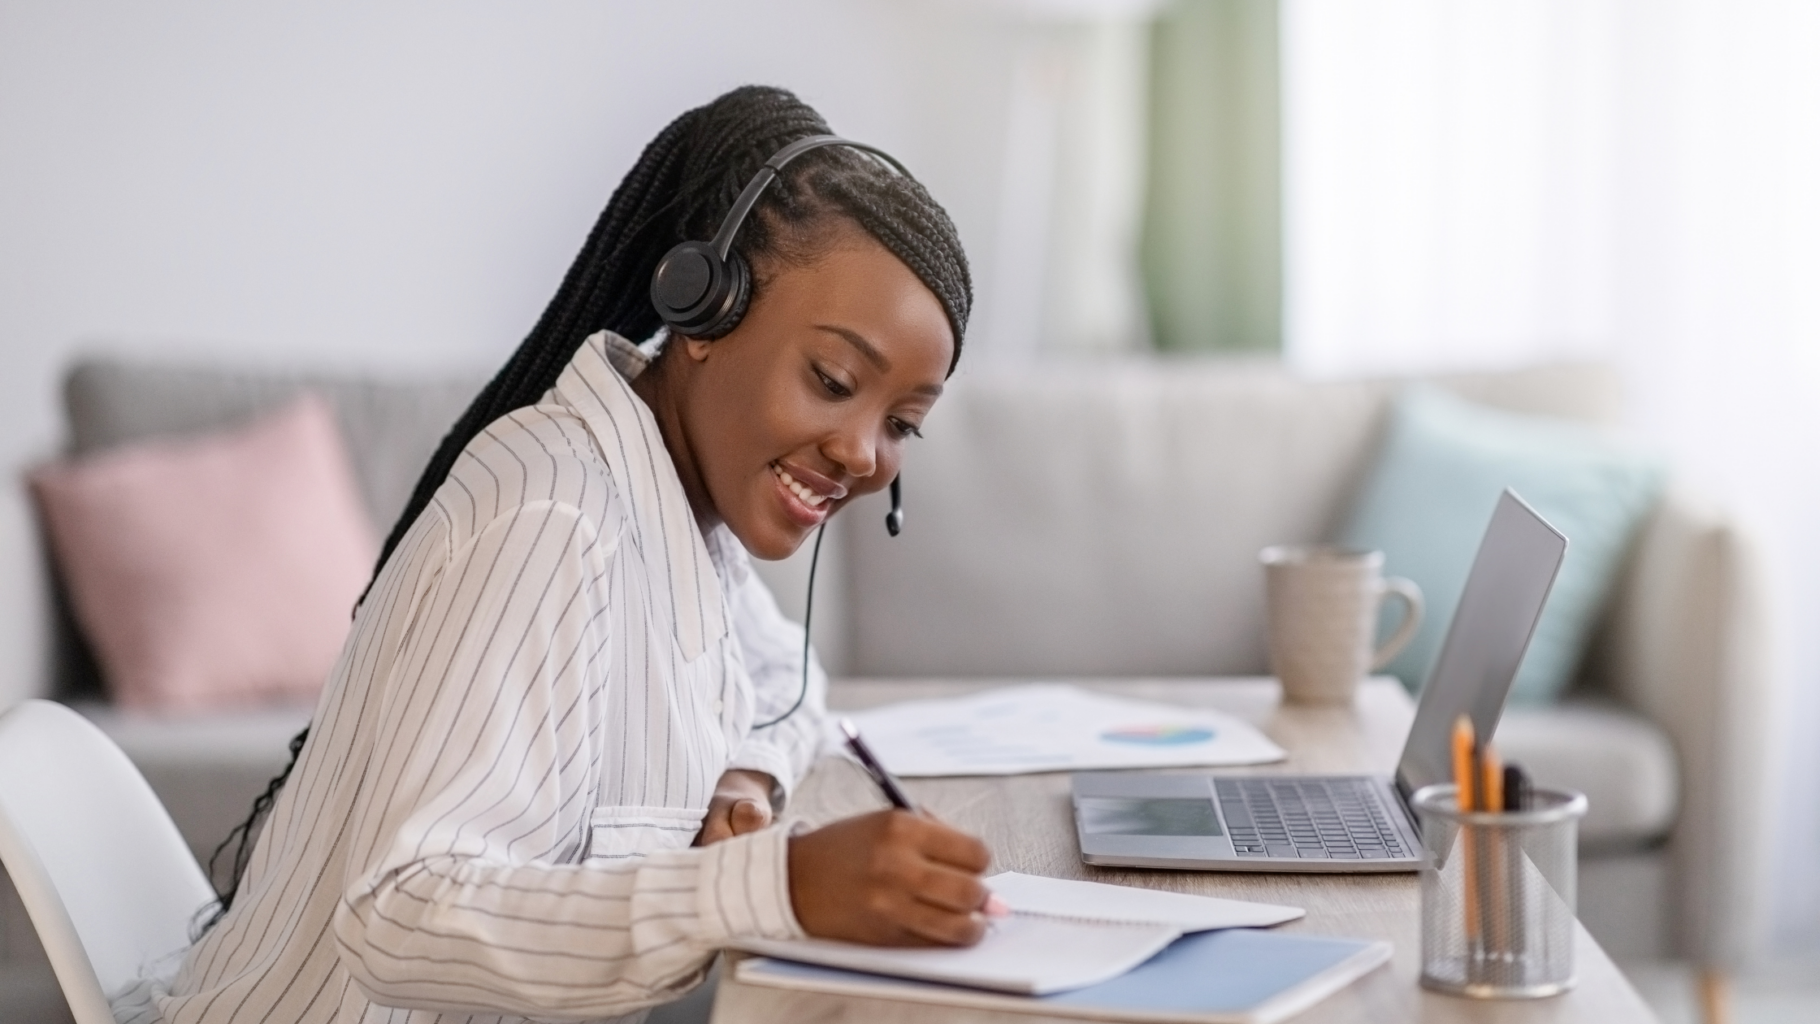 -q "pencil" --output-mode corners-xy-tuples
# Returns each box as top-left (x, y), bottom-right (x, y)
(1451, 716), (1480, 960)
(1481, 744), (1506, 959)
(1481, 746), (1503, 813)
(1452, 716), (1476, 813)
